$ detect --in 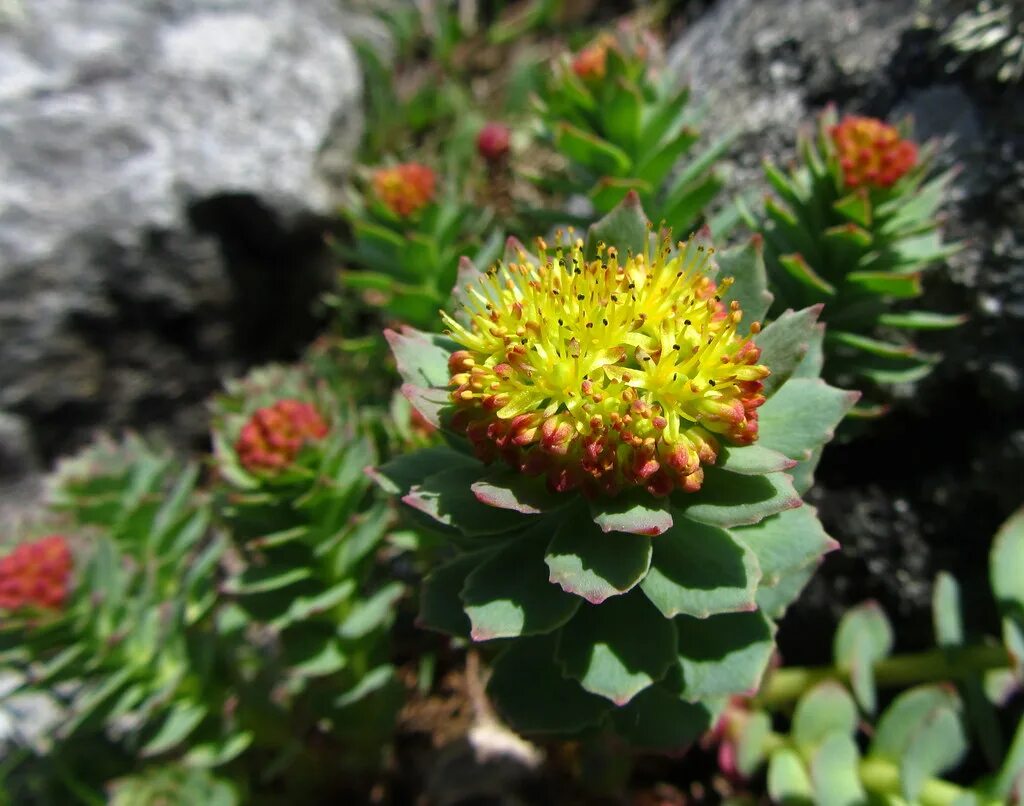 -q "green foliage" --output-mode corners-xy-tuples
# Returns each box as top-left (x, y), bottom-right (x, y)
(374, 196), (855, 744)
(107, 763), (239, 806)
(332, 167), (498, 331)
(531, 31), (734, 234)
(923, 0), (1024, 84)
(743, 107), (963, 416)
(1, 437), (243, 781)
(209, 364), (402, 762)
(720, 507), (1024, 805)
